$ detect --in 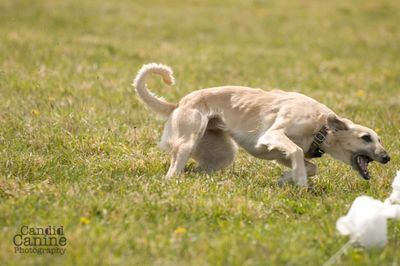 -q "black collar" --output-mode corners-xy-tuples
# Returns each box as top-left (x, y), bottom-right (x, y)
(305, 125), (328, 158)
